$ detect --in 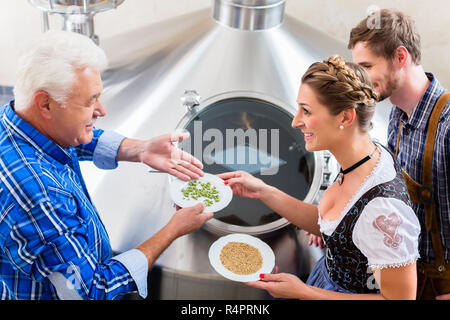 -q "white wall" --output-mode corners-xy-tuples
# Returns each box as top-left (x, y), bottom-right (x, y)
(1, 0), (449, 88)
(285, 0), (450, 88)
